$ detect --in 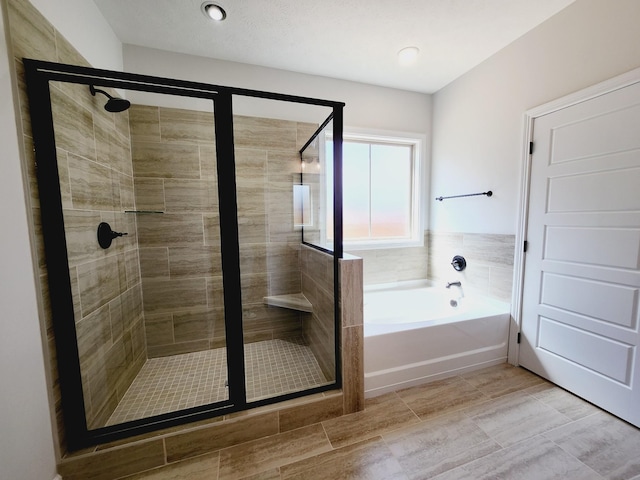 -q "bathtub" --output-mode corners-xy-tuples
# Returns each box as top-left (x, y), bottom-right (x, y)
(364, 280), (511, 397)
